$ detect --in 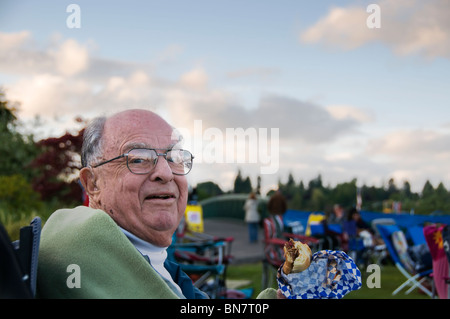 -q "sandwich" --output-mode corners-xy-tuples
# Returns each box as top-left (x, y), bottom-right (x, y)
(282, 238), (312, 274)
